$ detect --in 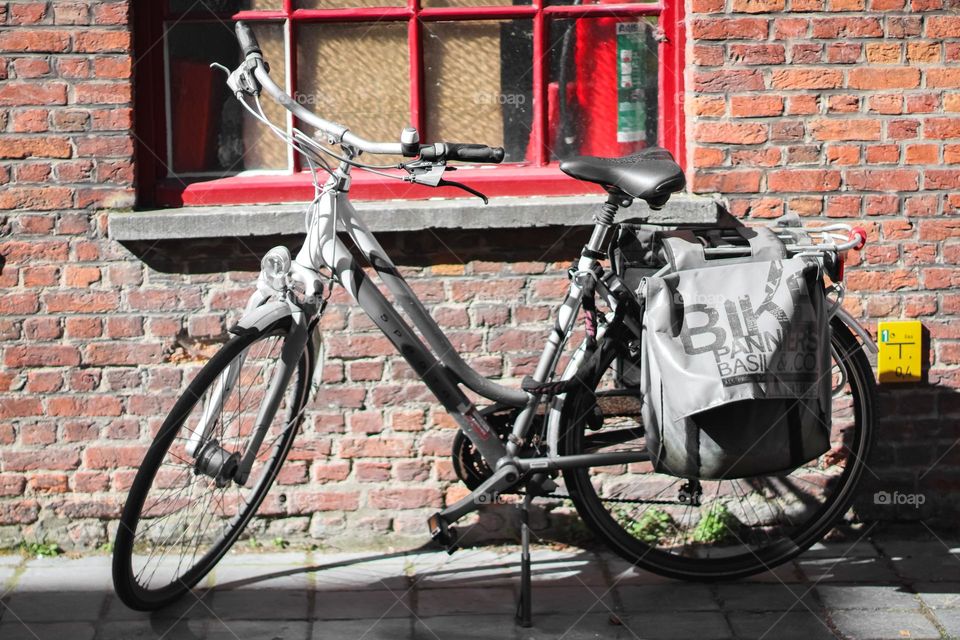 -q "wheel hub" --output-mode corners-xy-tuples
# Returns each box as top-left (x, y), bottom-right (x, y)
(194, 439), (241, 488)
